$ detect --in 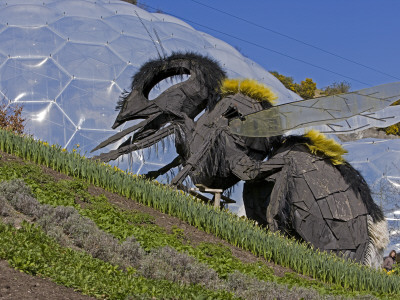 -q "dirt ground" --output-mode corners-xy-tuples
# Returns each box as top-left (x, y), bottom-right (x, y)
(0, 260), (95, 300)
(0, 151), (310, 299)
